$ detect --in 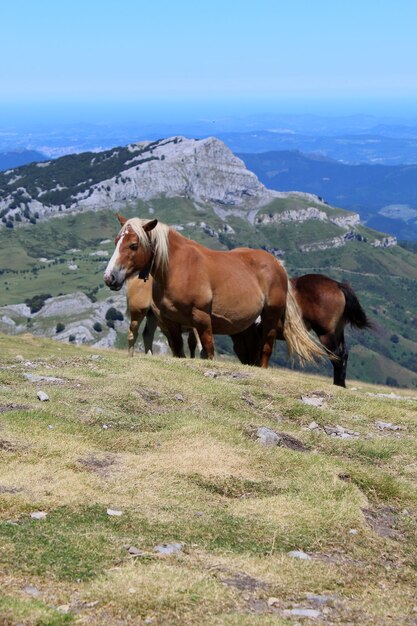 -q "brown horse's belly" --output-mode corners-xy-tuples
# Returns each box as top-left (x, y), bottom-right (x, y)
(210, 294), (264, 334)
(211, 314), (256, 335)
